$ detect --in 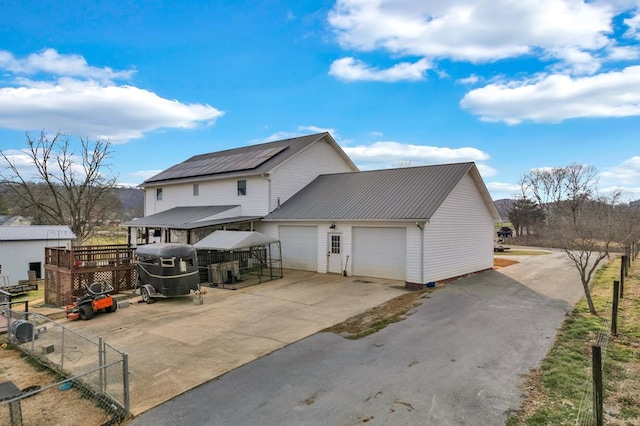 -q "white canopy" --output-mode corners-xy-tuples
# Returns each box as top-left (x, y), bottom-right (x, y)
(193, 230), (279, 251)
